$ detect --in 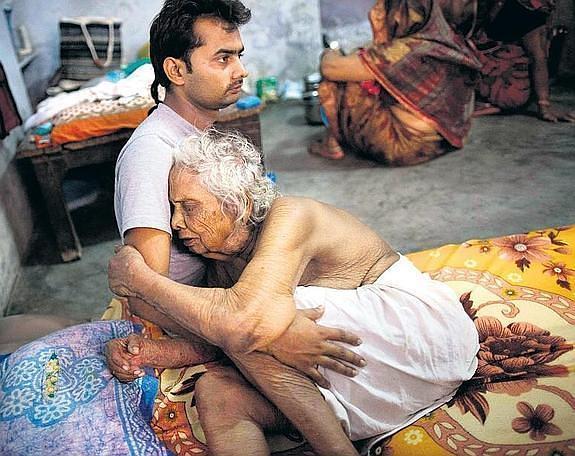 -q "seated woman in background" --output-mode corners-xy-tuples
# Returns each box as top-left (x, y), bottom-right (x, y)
(309, 0), (481, 165)
(107, 129), (479, 455)
(472, 0), (575, 122)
